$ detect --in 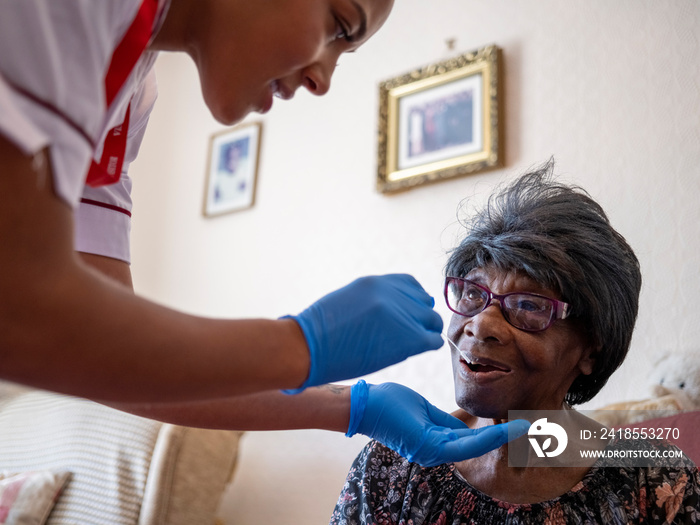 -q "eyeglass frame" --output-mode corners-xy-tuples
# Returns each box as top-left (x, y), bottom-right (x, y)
(444, 276), (571, 332)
